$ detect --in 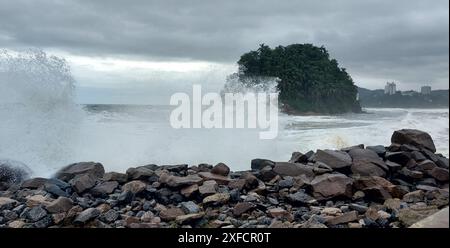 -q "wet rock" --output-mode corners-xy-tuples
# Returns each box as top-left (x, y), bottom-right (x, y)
(199, 180), (218, 196)
(203, 193), (230, 205)
(211, 163), (230, 176)
(251, 159), (275, 170)
(34, 215), (53, 228)
(273, 162), (314, 177)
(159, 173), (203, 188)
(313, 150), (352, 170)
(398, 167), (423, 181)
(180, 201), (200, 214)
(391, 129), (436, 153)
(161, 164), (188, 173)
(103, 172), (128, 184)
(70, 174), (97, 194)
(90, 181), (119, 197)
(74, 208), (101, 224)
(45, 197), (73, 214)
(126, 166), (155, 180)
(55, 162), (105, 182)
(233, 202), (255, 216)
(122, 180), (147, 194)
(326, 211), (358, 226)
(436, 157), (449, 169)
(0, 160), (31, 190)
(411, 151), (428, 162)
(25, 206), (48, 222)
(310, 173), (353, 200)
